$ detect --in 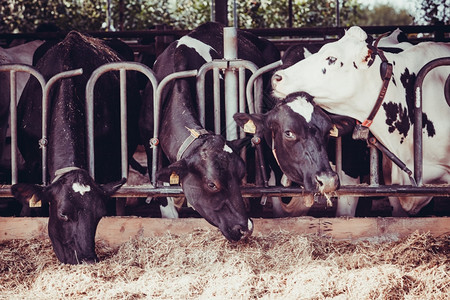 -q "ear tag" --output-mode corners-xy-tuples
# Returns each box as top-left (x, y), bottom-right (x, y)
(329, 124), (339, 137)
(170, 172), (180, 185)
(243, 120), (256, 134)
(29, 194), (42, 208)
